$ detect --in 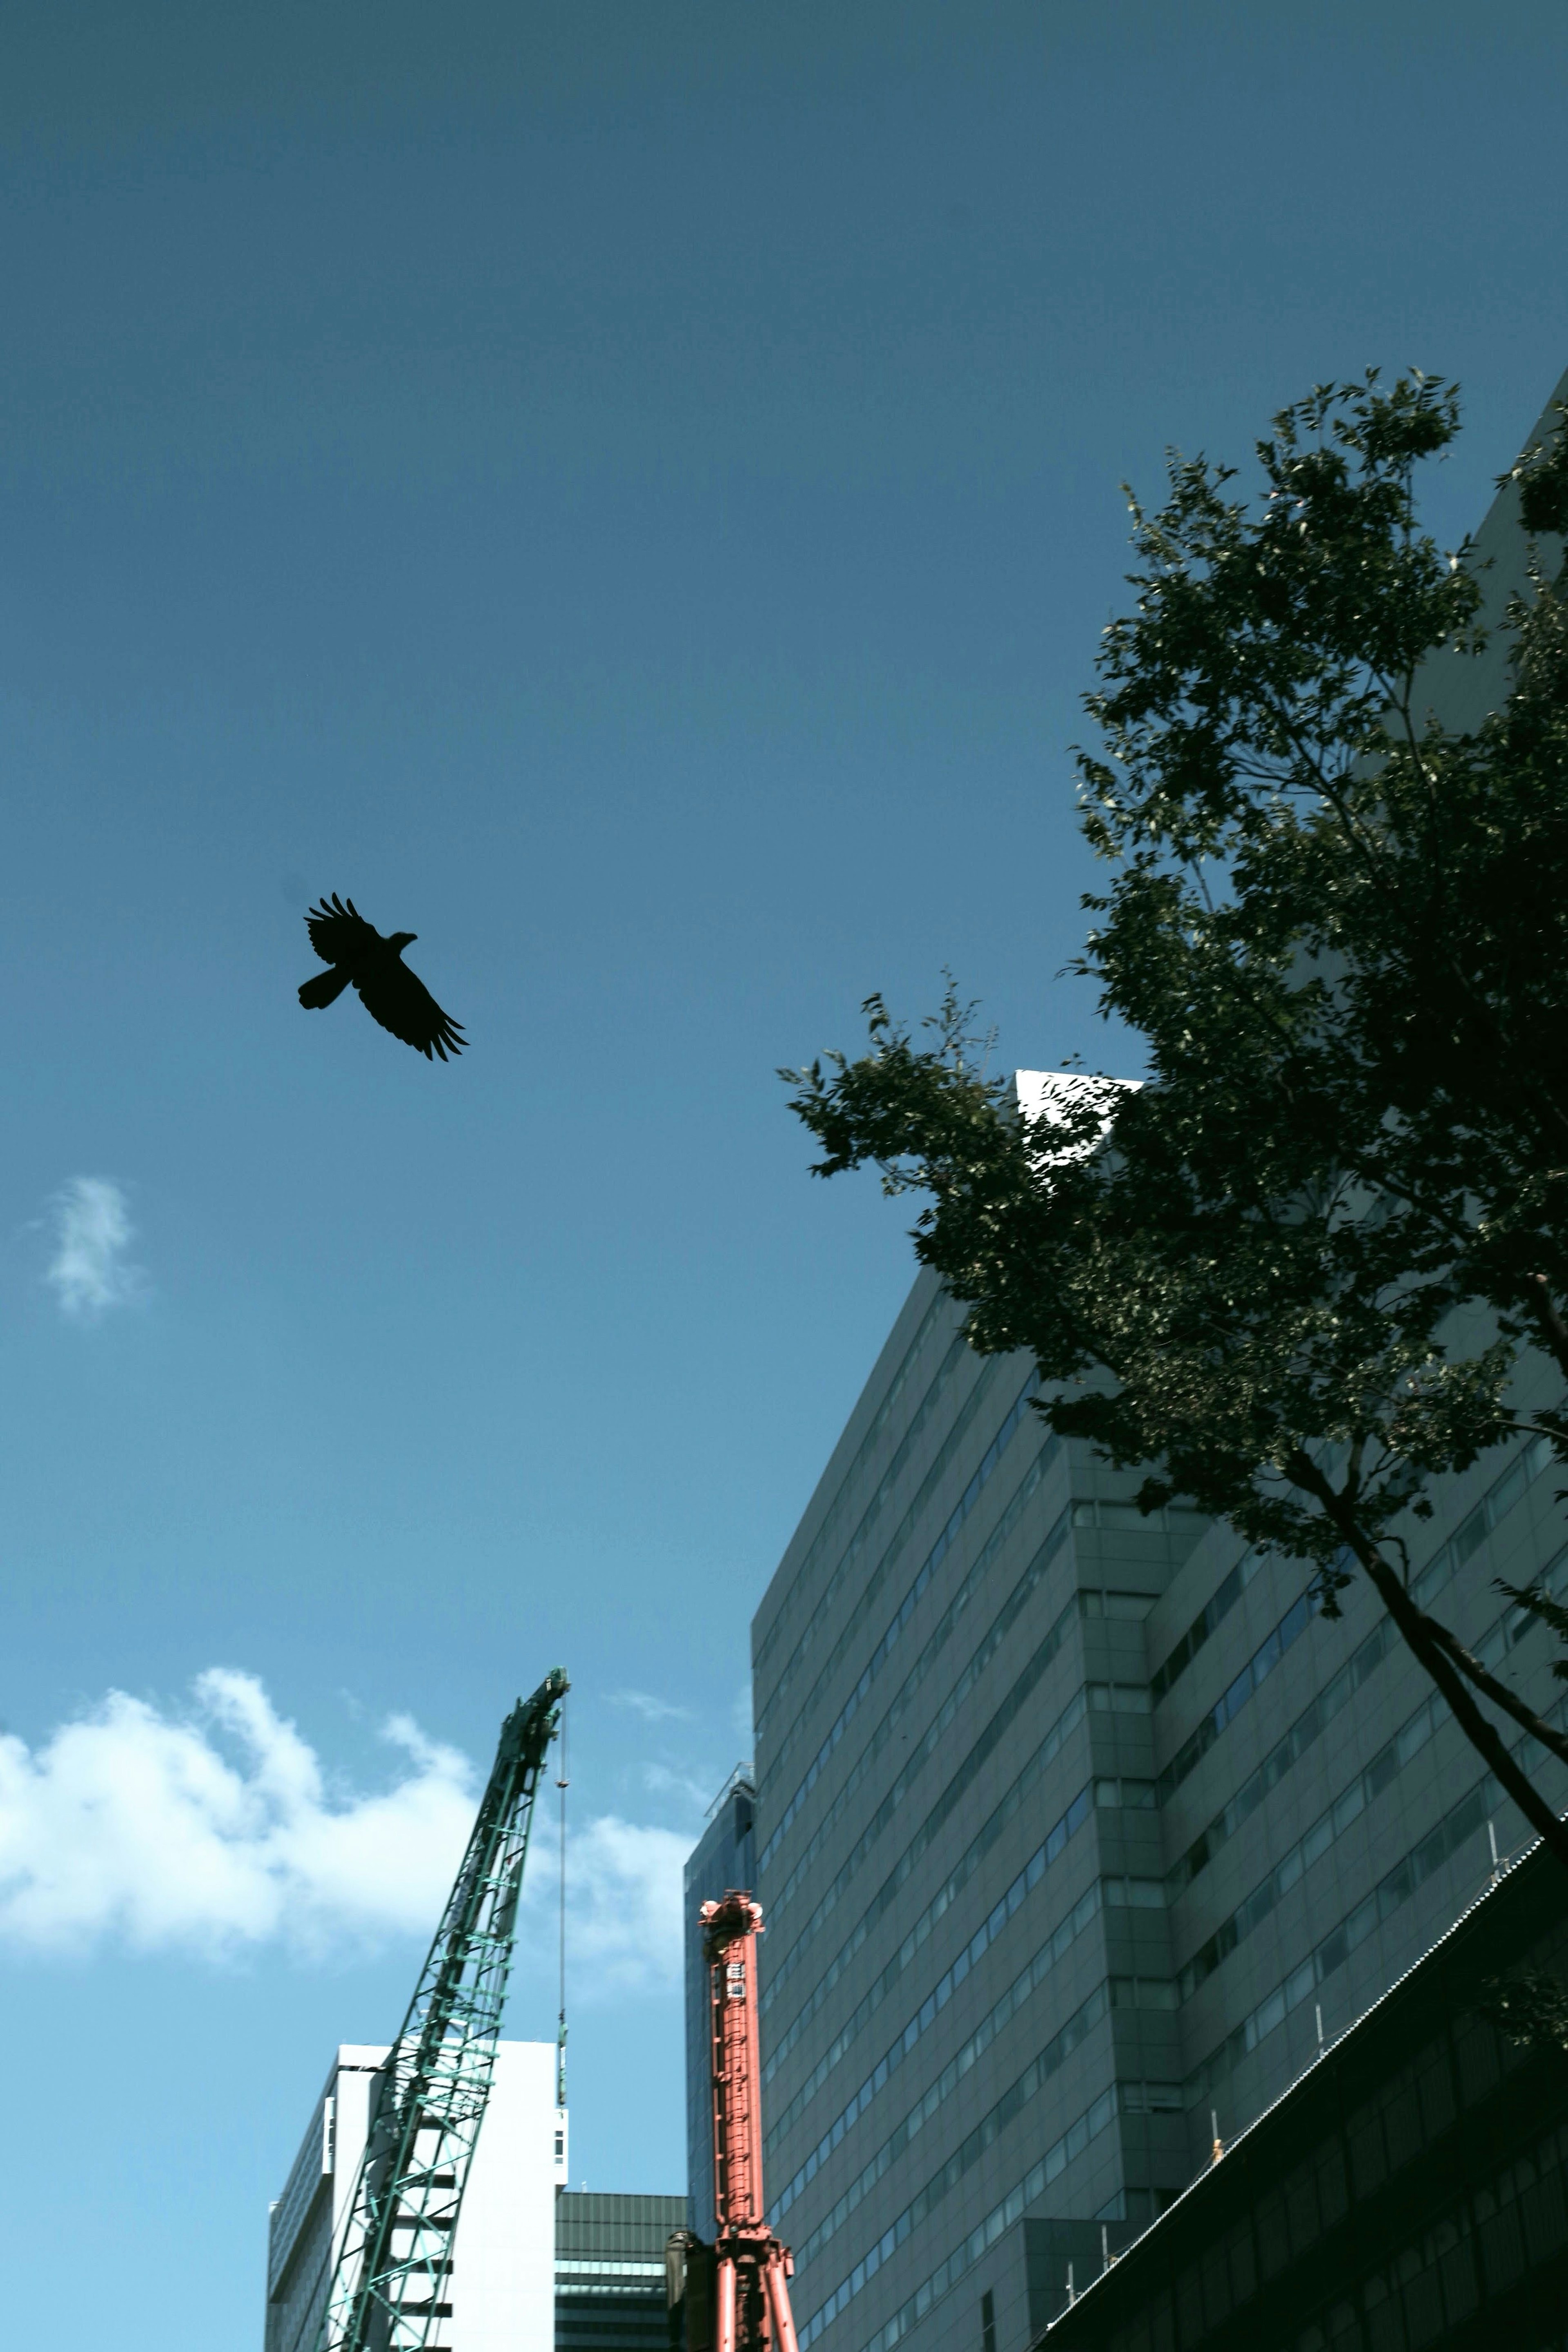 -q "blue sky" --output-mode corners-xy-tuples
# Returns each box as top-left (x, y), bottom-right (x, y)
(2, 2), (1566, 2342)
